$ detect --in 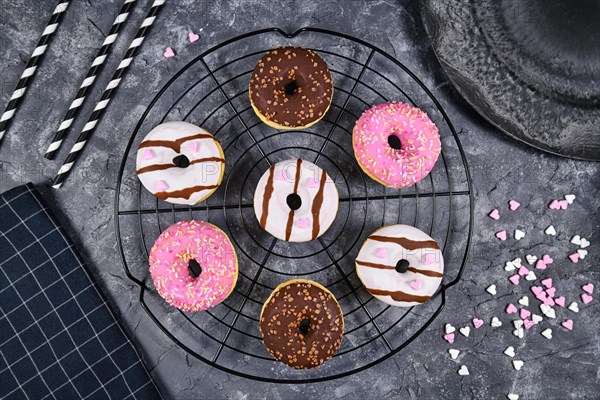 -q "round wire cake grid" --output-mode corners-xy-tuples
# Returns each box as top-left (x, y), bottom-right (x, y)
(114, 28), (474, 383)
